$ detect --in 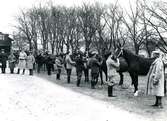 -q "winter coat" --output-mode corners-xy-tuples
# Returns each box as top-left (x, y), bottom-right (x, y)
(26, 55), (35, 69)
(146, 57), (165, 96)
(65, 54), (75, 69)
(55, 57), (63, 69)
(88, 57), (100, 74)
(0, 52), (8, 68)
(8, 54), (16, 69)
(18, 51), (27, 69)
(75, 55), (85, 72)
(106, 55), (120, 81)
